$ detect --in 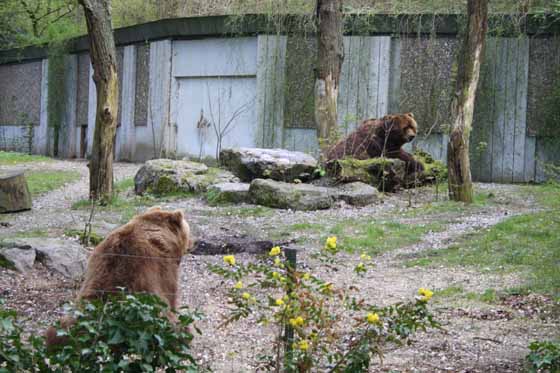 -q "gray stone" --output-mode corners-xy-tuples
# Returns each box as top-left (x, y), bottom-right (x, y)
(326, 158), (406, 192)
(249, 179), (334, 211)
(207, 182), (250, 204)
(220, 148), (318, 183)
(333, 182), (380, 206)
(15, 238), (88, 280)
(134, 159), (238, 195)
(0, 244), (36, 272)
